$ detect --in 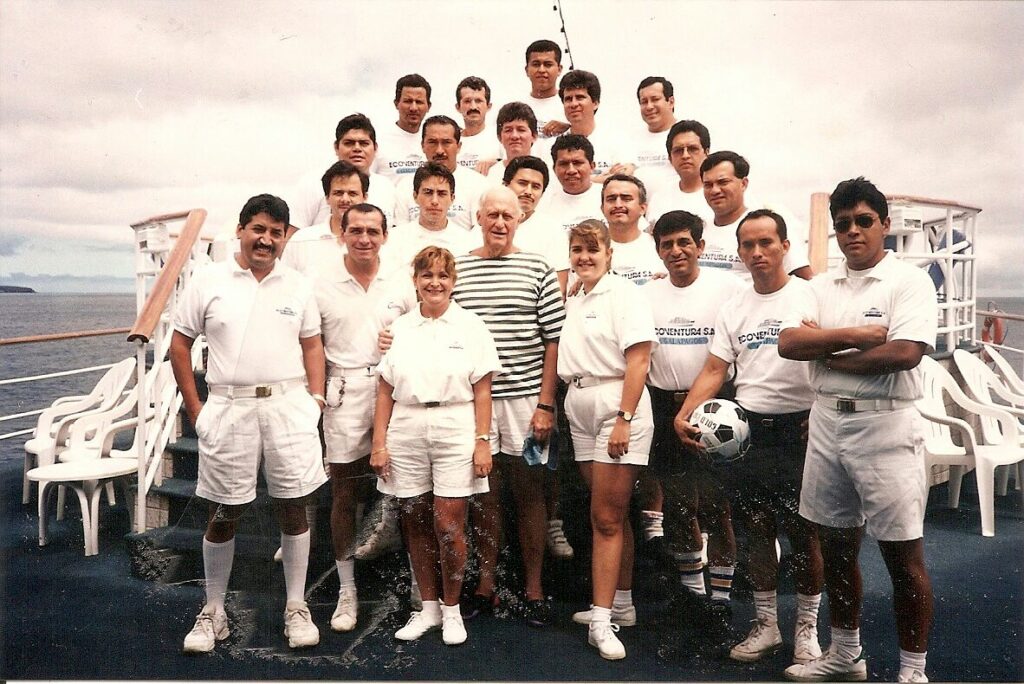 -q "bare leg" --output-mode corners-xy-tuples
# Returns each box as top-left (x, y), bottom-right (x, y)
(509, 457), (547, 601)
(434, 495), (470, 606)
(818, 525), (863, 630)
(330, 459), (373, 560)
(584, 462), (640, 608)
(469, 465), (503, 598)
(878, 538), (932, 653)
(401, 495), (440, 602)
